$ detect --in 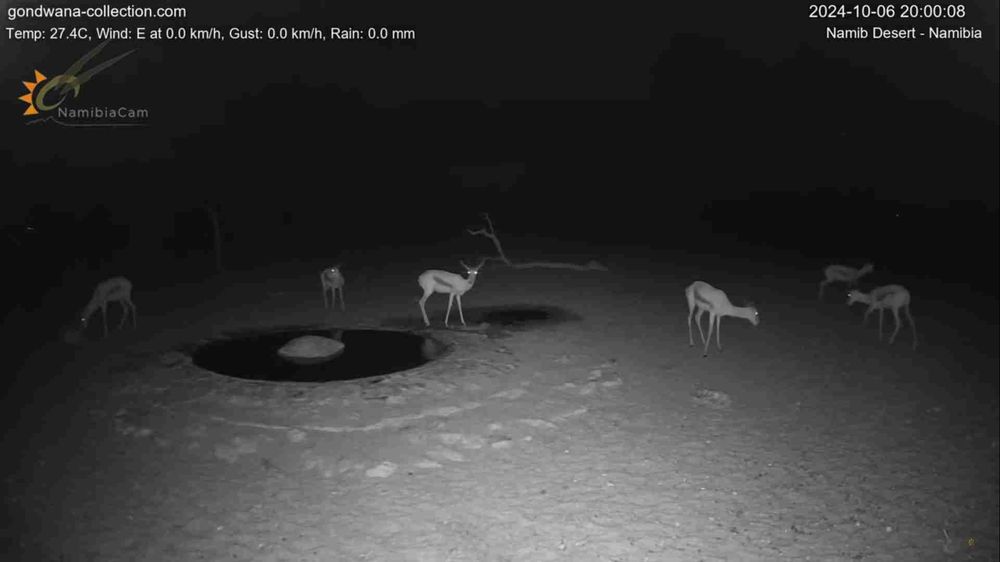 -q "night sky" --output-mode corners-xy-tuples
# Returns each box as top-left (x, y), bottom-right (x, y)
(2, 1), (998, 331)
